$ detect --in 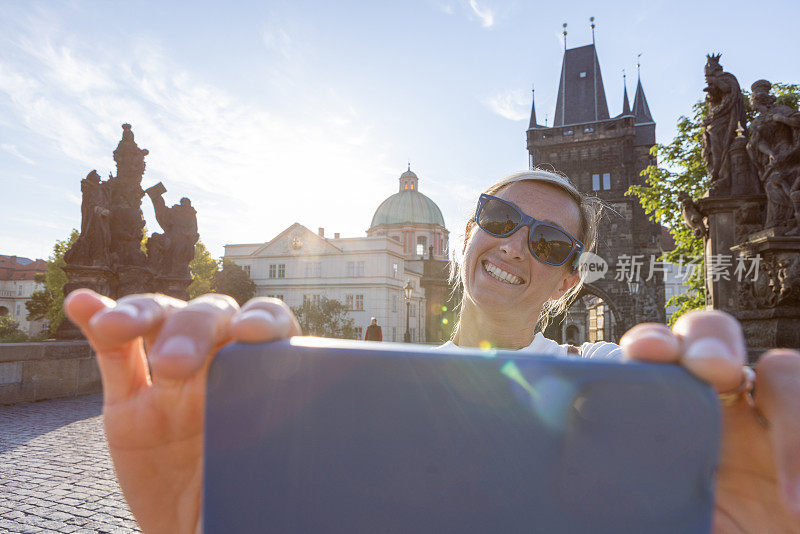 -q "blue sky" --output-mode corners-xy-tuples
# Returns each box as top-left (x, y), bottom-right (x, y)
(2, 0), (798, 261)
